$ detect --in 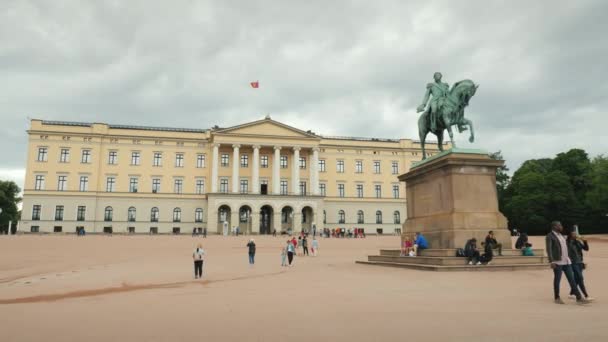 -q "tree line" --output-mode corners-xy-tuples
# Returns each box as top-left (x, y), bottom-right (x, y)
(492, 149), (608, 235)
